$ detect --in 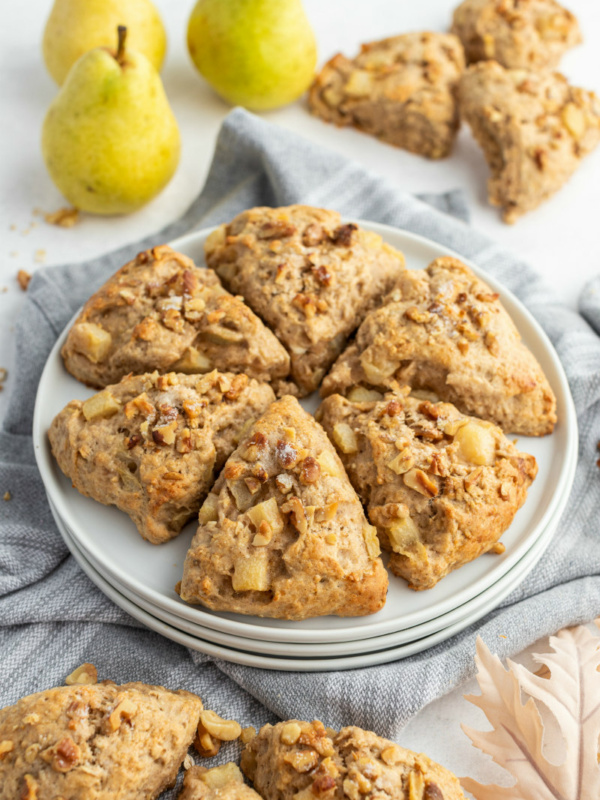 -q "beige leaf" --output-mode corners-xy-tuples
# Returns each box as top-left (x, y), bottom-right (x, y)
(461, 622), (600, 800)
